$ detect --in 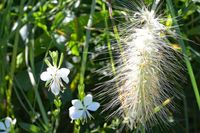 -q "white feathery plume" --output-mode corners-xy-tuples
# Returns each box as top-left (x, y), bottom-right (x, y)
(97, 0), (183, 129)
